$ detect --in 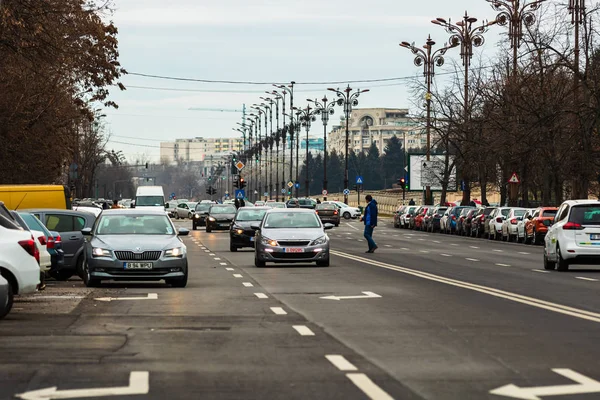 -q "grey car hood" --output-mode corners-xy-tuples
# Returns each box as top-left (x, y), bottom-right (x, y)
(210, 213), (236, 220)
(261, 228), (325, 241)
(92, 235), (182, 251)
